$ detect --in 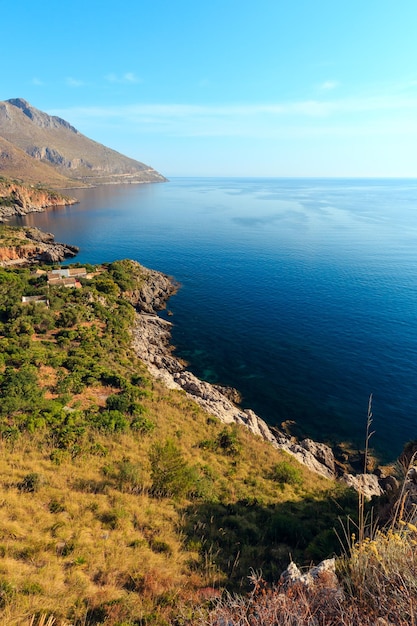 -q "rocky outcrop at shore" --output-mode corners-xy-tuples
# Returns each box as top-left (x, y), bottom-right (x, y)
(0, 179), (77, 220)
(0, 226), (79, 265)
